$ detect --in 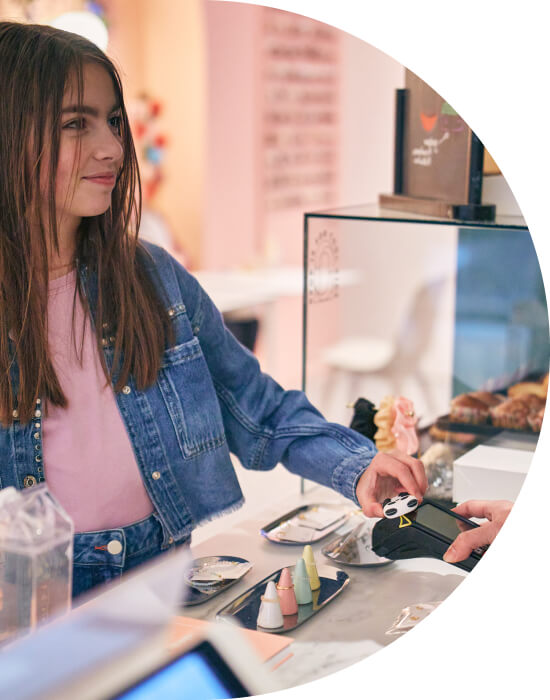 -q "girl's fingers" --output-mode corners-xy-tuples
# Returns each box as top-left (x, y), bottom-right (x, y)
(362, 501), (384, 518)
(384, 458), (423, 500)
(388, 450), (428, 493)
